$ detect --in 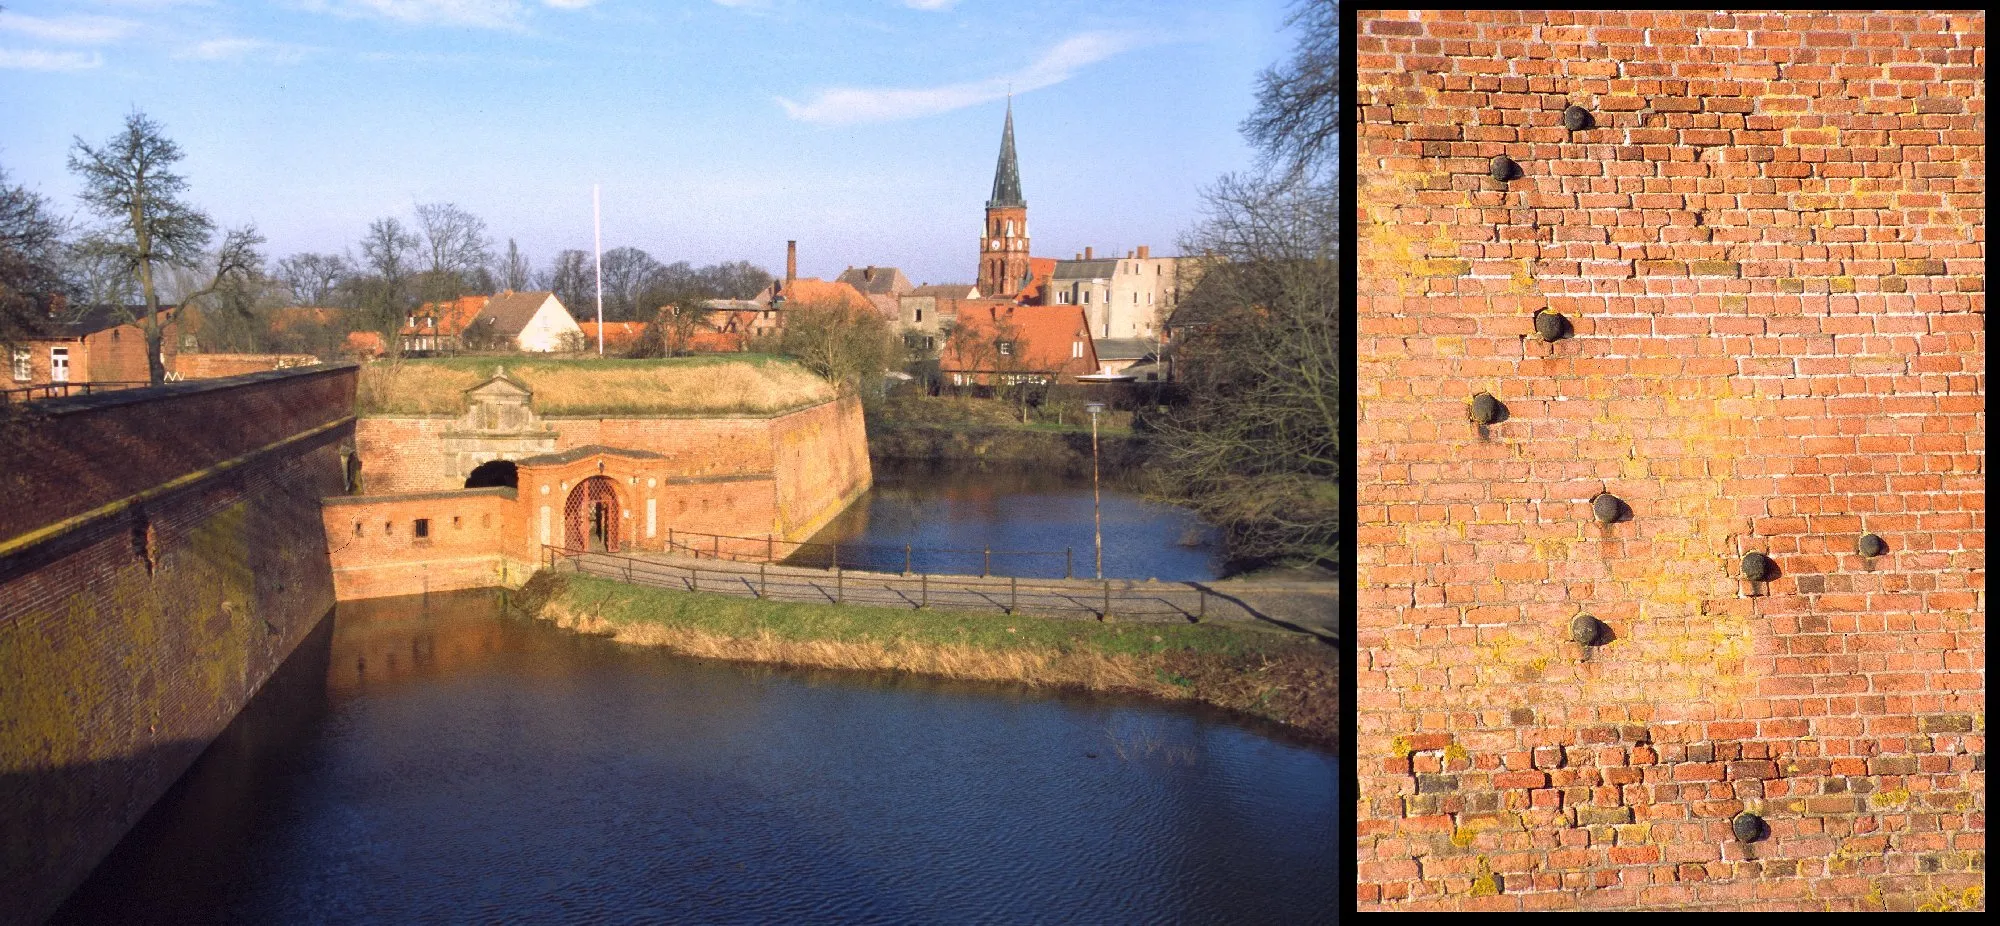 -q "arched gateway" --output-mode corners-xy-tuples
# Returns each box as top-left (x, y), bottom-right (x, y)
(564, 476), (620, 552)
